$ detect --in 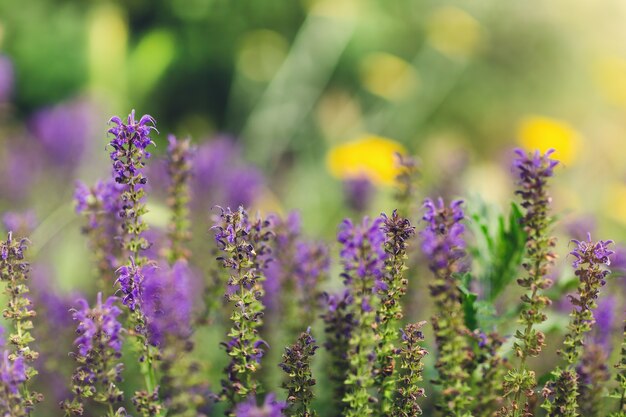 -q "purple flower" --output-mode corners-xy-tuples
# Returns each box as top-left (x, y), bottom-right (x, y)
(0, 55), (14, 103)
(143, 261), (194, 347)
(2, 210), (37, 236)
(570, 234), (614, 269)
(592, 296), (615, 352)
(192, 137), (263, 210)
(343, 177), (374, 213)
(420, 198), (467, 274)
(74, 179), (123, 227)
(30, 98), (97, 166)
(115, 258), (152, 311)
(512, 148), (559, 231)
(108, 110), (156, 184)
(0, 142), (43, 201)
(294, 240), (330, 295)
(73, 293), (123, 357)
(234, 393), (286, 417)
(513, 148), (559, 181)
(0, 351), (26, 394)
(561, 234), (614, 366)
(337, 217), (386, 286)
